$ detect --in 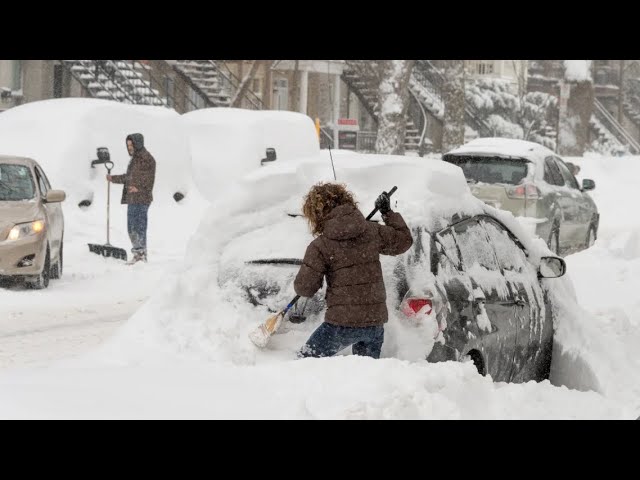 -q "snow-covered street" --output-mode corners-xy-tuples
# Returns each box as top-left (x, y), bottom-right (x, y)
(1, 99), (639, 419)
